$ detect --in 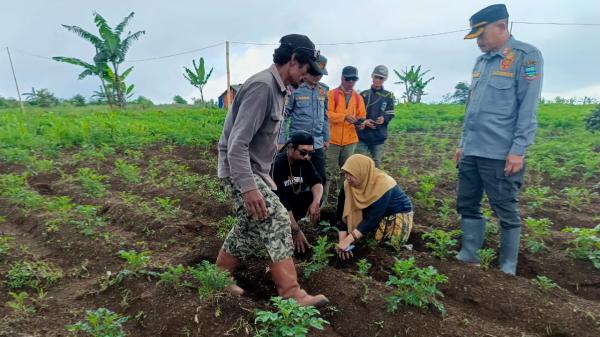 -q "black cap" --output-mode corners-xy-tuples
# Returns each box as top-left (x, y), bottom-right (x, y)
(279, 34), (323, 76)
(289, 131), (314, 147)
(342, 66), (358, 79)
(465, 4), (509, 39)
